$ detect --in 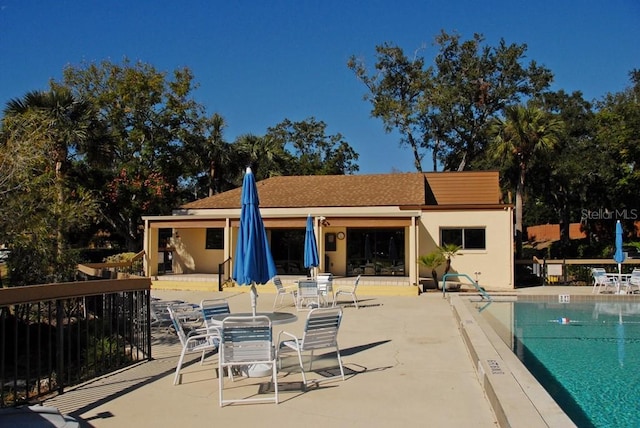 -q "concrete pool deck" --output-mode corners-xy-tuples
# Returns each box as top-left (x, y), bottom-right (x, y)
(41, 285), (604, 427)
